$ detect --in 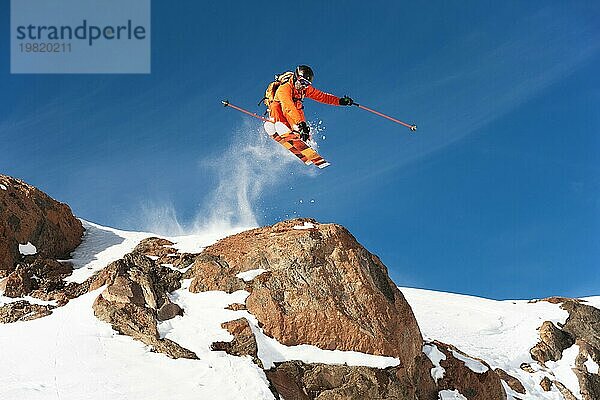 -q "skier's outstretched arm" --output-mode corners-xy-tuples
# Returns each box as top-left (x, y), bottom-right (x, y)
(305, 86), (340, 106)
